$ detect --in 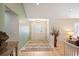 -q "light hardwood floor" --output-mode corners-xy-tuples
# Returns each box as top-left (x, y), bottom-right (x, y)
(19, 40), (64, 56)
